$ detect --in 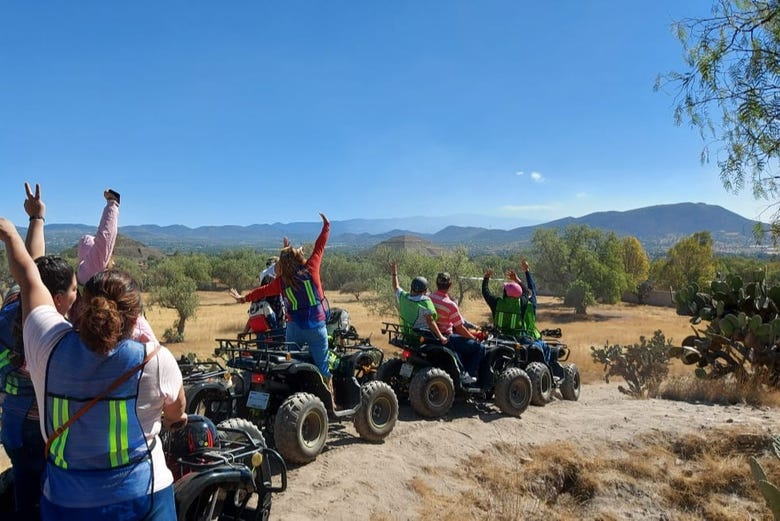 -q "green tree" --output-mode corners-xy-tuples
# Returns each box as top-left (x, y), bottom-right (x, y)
(622, 236), (651, 297)
(658, 0), (780, 238)
(531, 224), (633, 308)
(655, 231), (717, 289)
(147, 256), (200, 341)
(212, 249), (263, 291)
